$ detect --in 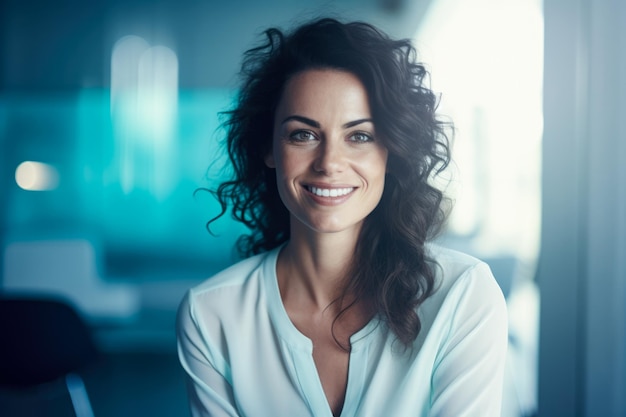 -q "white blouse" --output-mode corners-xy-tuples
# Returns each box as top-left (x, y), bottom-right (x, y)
(177, 244), (508, 417)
